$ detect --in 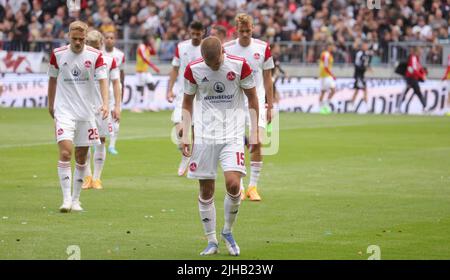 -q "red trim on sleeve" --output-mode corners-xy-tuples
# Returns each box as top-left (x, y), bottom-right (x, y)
(122, 54), (125, 64)
(240, 60), (252, 80)
(264, 43), (272, 62)
(110, 58), (117, 70)
(50, 51), (58, 69)
(184, 64), (197, 84)
(95, 53), (105, 69)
